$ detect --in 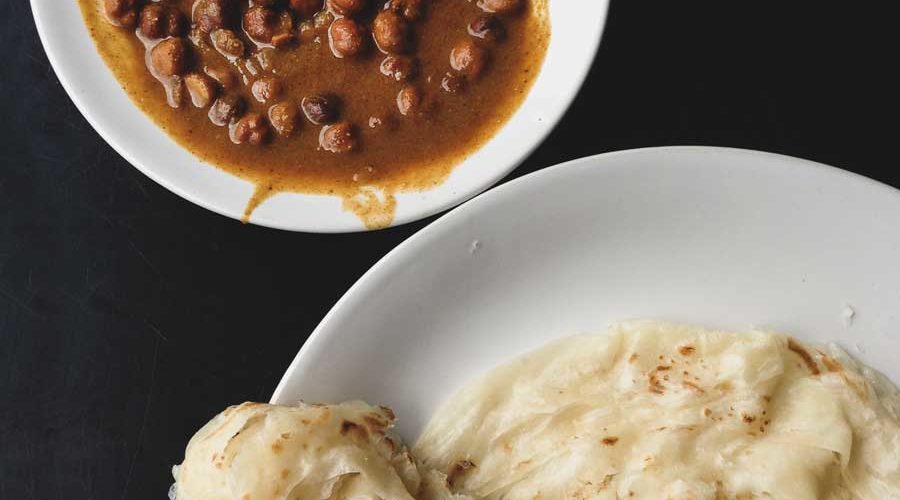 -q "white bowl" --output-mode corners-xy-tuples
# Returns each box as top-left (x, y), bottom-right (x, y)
(271, 146), (900, 441)
(31, 0), (609, 232)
